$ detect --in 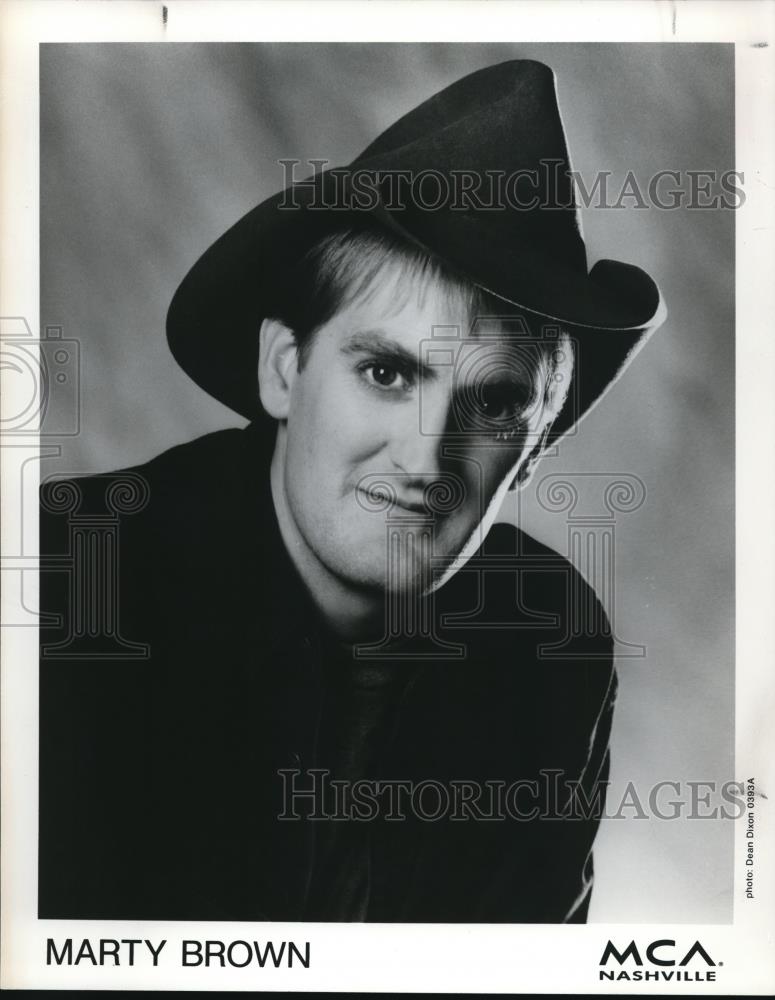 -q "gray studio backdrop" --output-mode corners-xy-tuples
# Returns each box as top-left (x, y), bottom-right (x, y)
(40, 43), (734, 922)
